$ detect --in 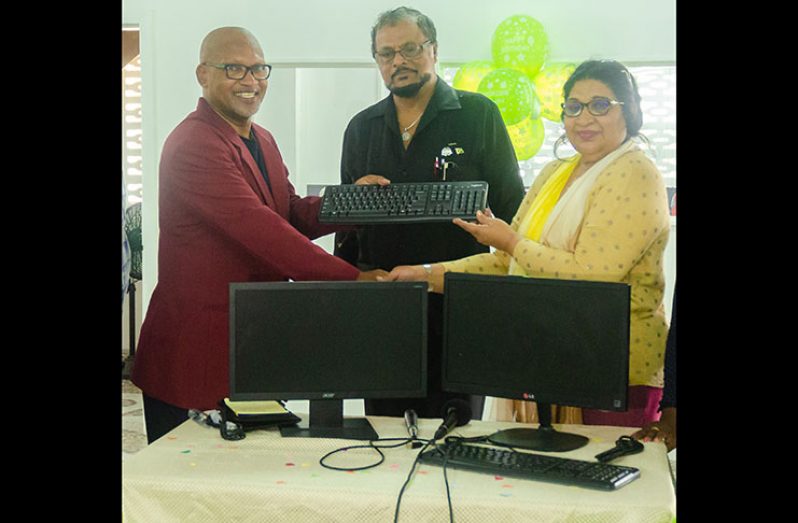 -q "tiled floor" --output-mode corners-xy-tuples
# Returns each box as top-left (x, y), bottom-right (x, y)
(122, 378), (147, 458)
